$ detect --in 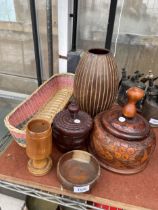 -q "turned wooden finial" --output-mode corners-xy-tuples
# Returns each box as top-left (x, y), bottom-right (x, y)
(122, 87), (144, 118)
(68, 100), (79, 119)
